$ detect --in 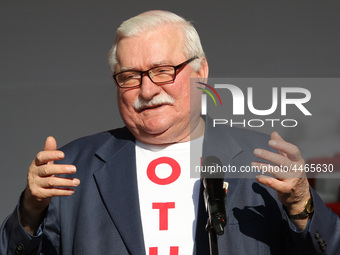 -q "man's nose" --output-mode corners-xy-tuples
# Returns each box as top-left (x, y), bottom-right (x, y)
(138, 74), (162, 100)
